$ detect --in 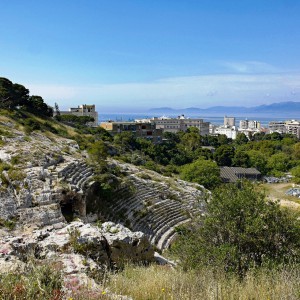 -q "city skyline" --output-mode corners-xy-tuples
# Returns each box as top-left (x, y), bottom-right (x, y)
(1, 1), (300, 111)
